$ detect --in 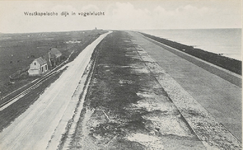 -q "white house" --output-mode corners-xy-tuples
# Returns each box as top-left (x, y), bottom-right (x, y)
(28, 57), (48, 76)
